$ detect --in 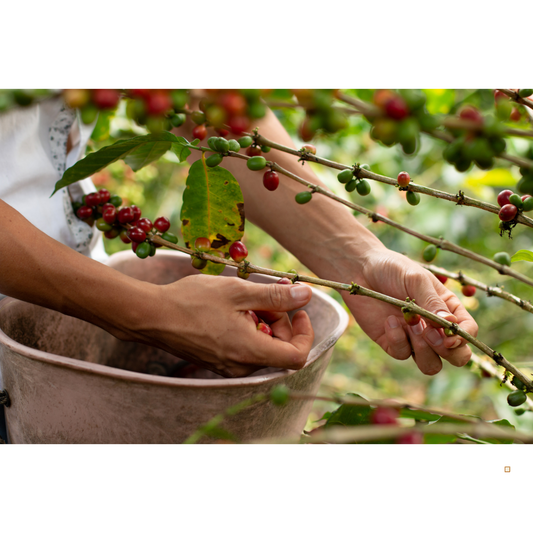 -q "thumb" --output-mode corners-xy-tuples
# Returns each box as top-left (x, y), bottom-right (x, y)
(234, 282), (312, 312)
